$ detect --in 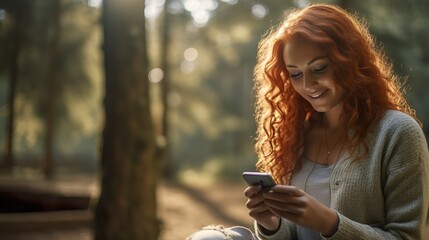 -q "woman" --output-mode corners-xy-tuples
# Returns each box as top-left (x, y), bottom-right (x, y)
(187, 3), (429, 240)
